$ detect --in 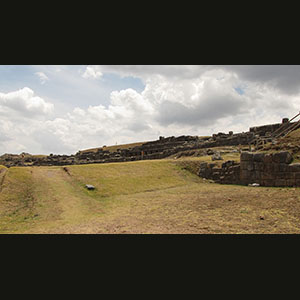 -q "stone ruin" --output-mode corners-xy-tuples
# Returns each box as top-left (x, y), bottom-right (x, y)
(0, 132), (254, 168)
(198, 151), (300, 187)
(0, 118), (300, 190)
